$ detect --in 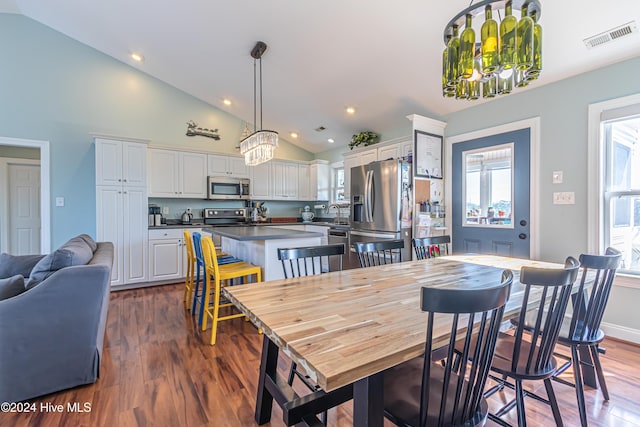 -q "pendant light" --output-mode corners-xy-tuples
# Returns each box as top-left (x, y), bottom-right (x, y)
(239, 41), (278, 166)
(442, 0), (542, 101)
